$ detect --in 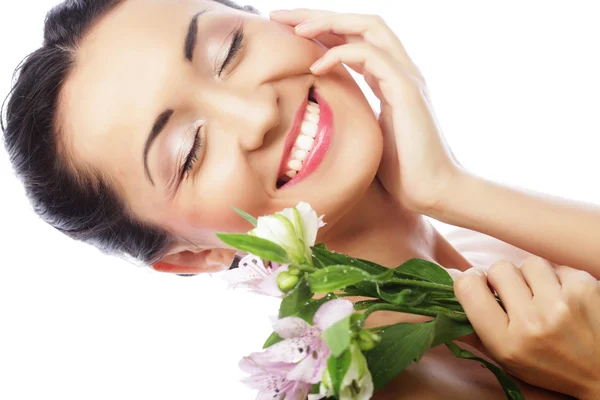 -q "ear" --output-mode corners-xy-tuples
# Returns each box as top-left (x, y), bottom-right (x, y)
(153, 248), (237, 275)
